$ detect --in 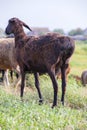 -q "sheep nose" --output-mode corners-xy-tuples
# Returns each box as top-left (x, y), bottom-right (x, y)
(5, 27), (10, 35)
(5, 28), (8, 34)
